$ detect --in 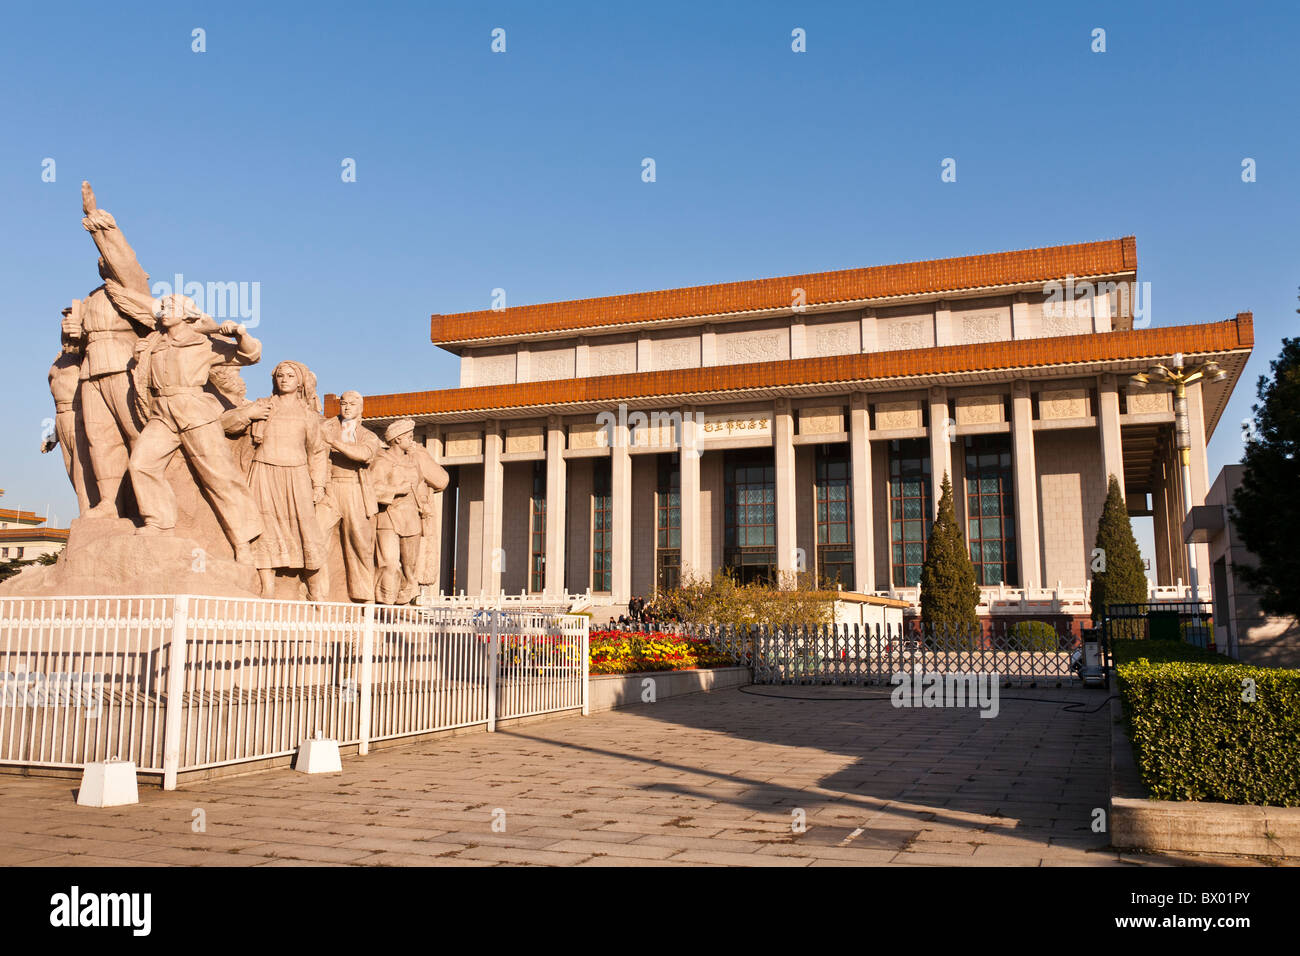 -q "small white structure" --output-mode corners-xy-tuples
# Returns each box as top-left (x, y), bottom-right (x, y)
(295, 730), (342, 774)
(833, 592), (909, 632)
(76, 758), (138, 807)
